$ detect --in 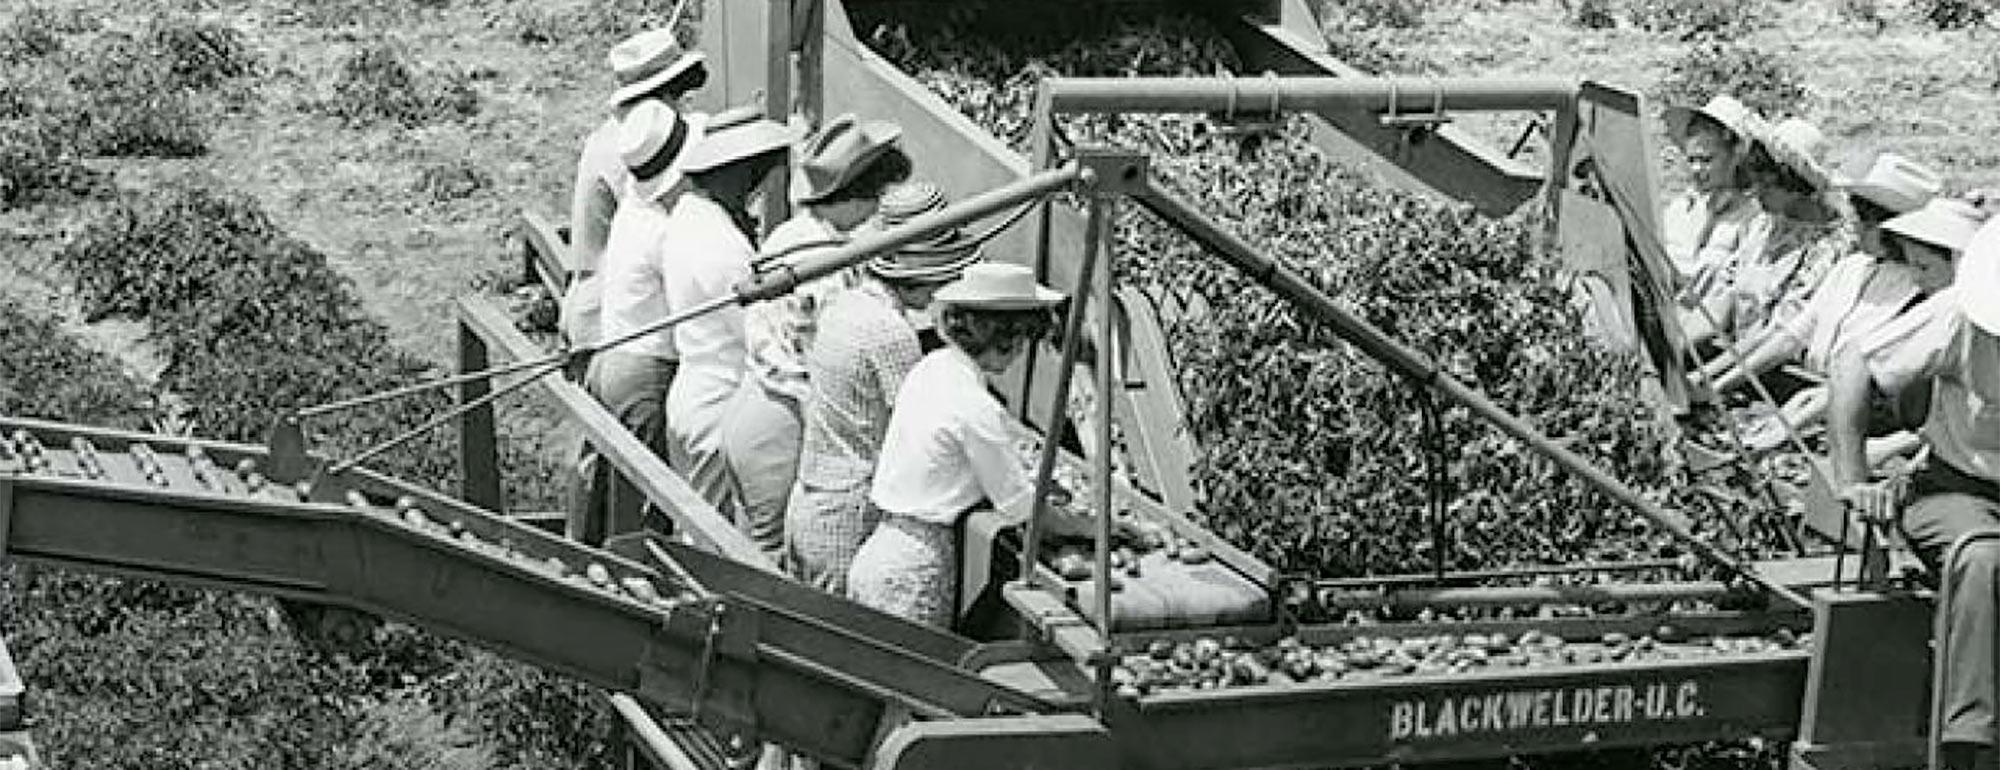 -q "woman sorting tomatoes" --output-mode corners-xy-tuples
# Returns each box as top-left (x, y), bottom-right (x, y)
(845, 262), (1095, 628)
